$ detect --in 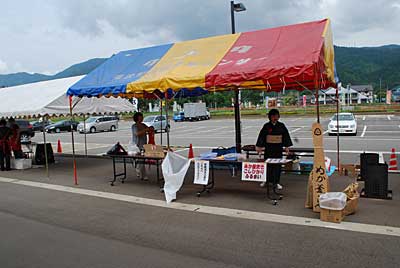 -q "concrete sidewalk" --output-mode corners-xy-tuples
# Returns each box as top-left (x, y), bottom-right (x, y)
(2, 155), (399, 228)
